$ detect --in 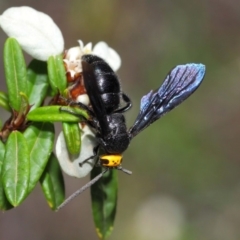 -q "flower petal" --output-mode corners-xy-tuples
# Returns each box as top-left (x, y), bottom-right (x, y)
(93, 41), (108, 58)
(77, 40), (92, 55)
(93, 41), (121, 71)
(0, 7), (64, 61)
(56, 125), (98, 178)
(64, 47), (81, 61)
(106, 47), (122, 71)
(83, 42), (93, 54)
(76, 93), (90, 106)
